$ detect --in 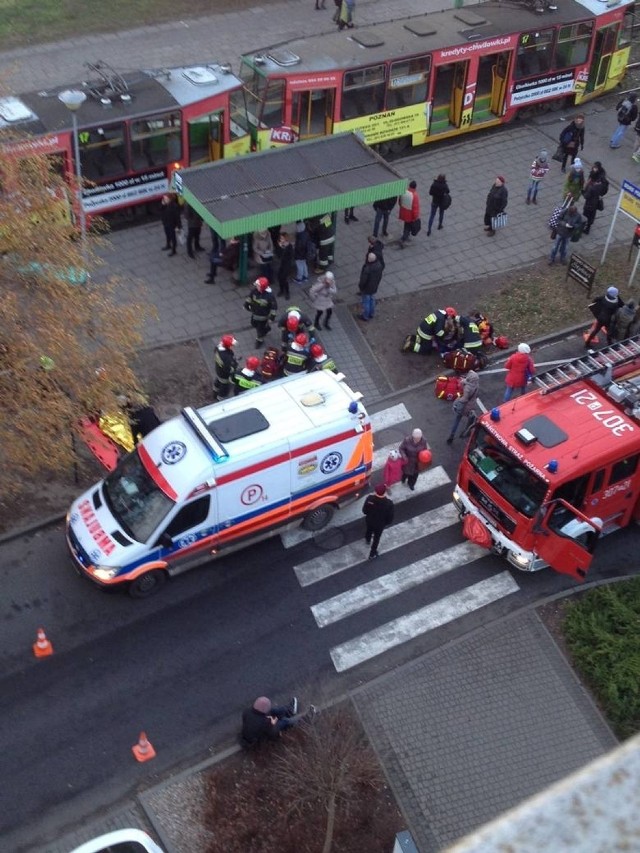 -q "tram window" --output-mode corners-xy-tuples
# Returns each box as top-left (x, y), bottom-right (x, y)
(188, 114), (221, 165)
(260, 79), (285, 129)
(514, 29), (554, 81)
(620, 10), (635, 48)
(78, 123), (127, 182)
(555, 22), (593, 70)
(387, 56), (430, 110)
(609, 454), (639, 486)
(229, 88), (249, 136)
(131, 111), (181, 171)
(341, 64), (386, 120)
